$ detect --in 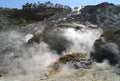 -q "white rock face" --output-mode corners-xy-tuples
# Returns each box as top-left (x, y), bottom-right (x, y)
(72, 6), (84, 15)
(24, 34), (33, 42)
(73, 6), (83, 12)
